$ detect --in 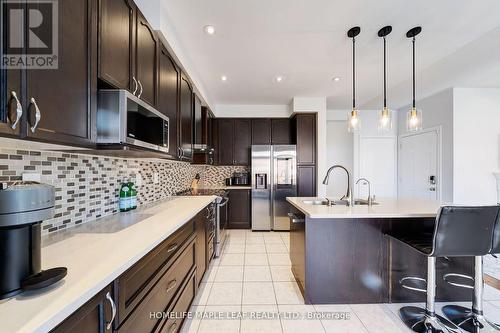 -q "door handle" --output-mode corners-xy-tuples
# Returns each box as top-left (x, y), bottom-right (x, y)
(137, 80), (143, 98)
(132, 76), (138, 95)
(105, 291), (117, 331)
(8, 91), (22, 130)
(28, 98), (41, 133)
